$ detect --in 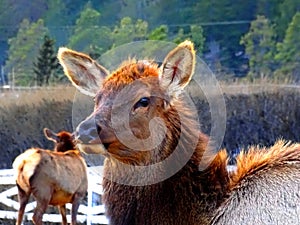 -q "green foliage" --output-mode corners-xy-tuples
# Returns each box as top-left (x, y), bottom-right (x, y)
(75, 3), (101, 28)
(112, 17), (148, 46)
(255, 0), (282, 19)
(173, 28), (187, 45)
(0, 0), (54, 66)
(33, 35), (59, 86)
(190, 25), (205, 55)
(112, 17), (135, 46)
(240, 15), (276, 79)
(42, 0), (70, 45)
(148, 25), (168, 41)
(273, 0), (300, 41)
(5, 19), (48, 86)
(135, 19), (149, 41)
(172, 25), (205, 55)
(192, 0), (257, 74)
(2, 0), (300, 83)
(68, 4), (113, 56)
(0, 0), (49, 37)
(274, 12), (300, 81)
